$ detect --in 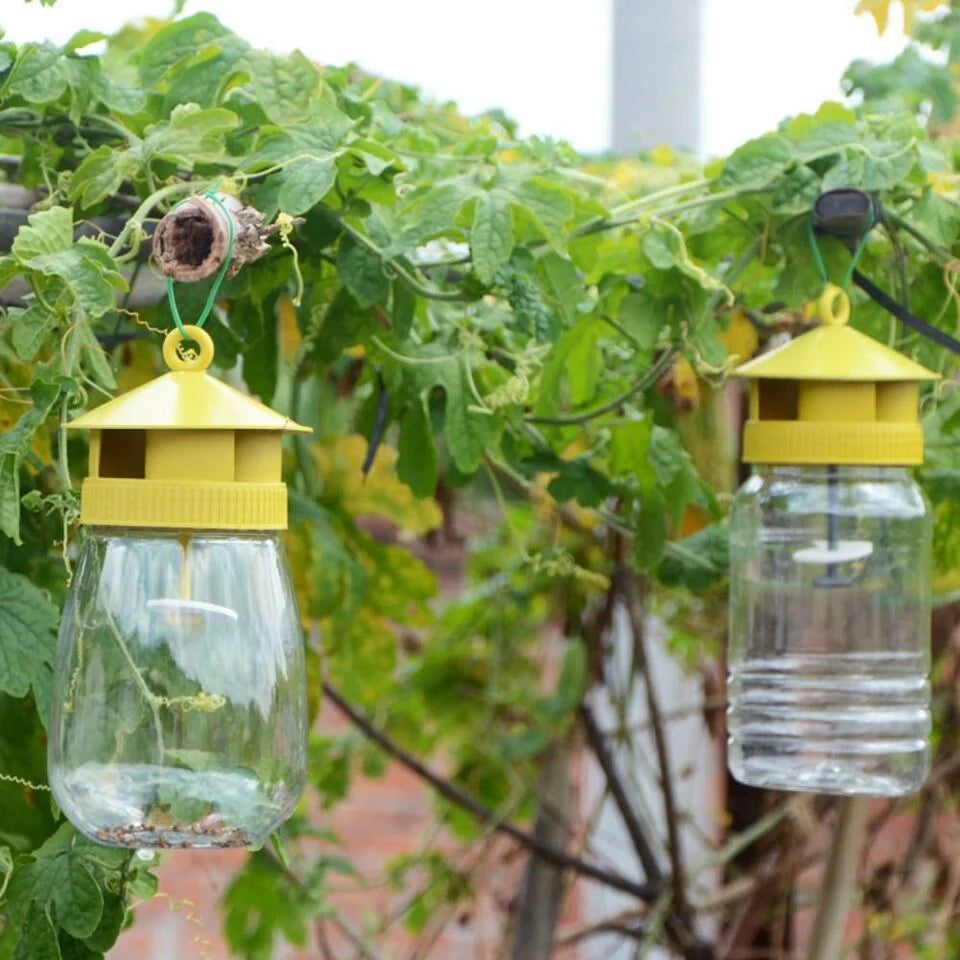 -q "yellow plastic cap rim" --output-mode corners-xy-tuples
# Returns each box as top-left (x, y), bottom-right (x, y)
(80, 478), (288, 530)
(742, 420), (925, 465)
